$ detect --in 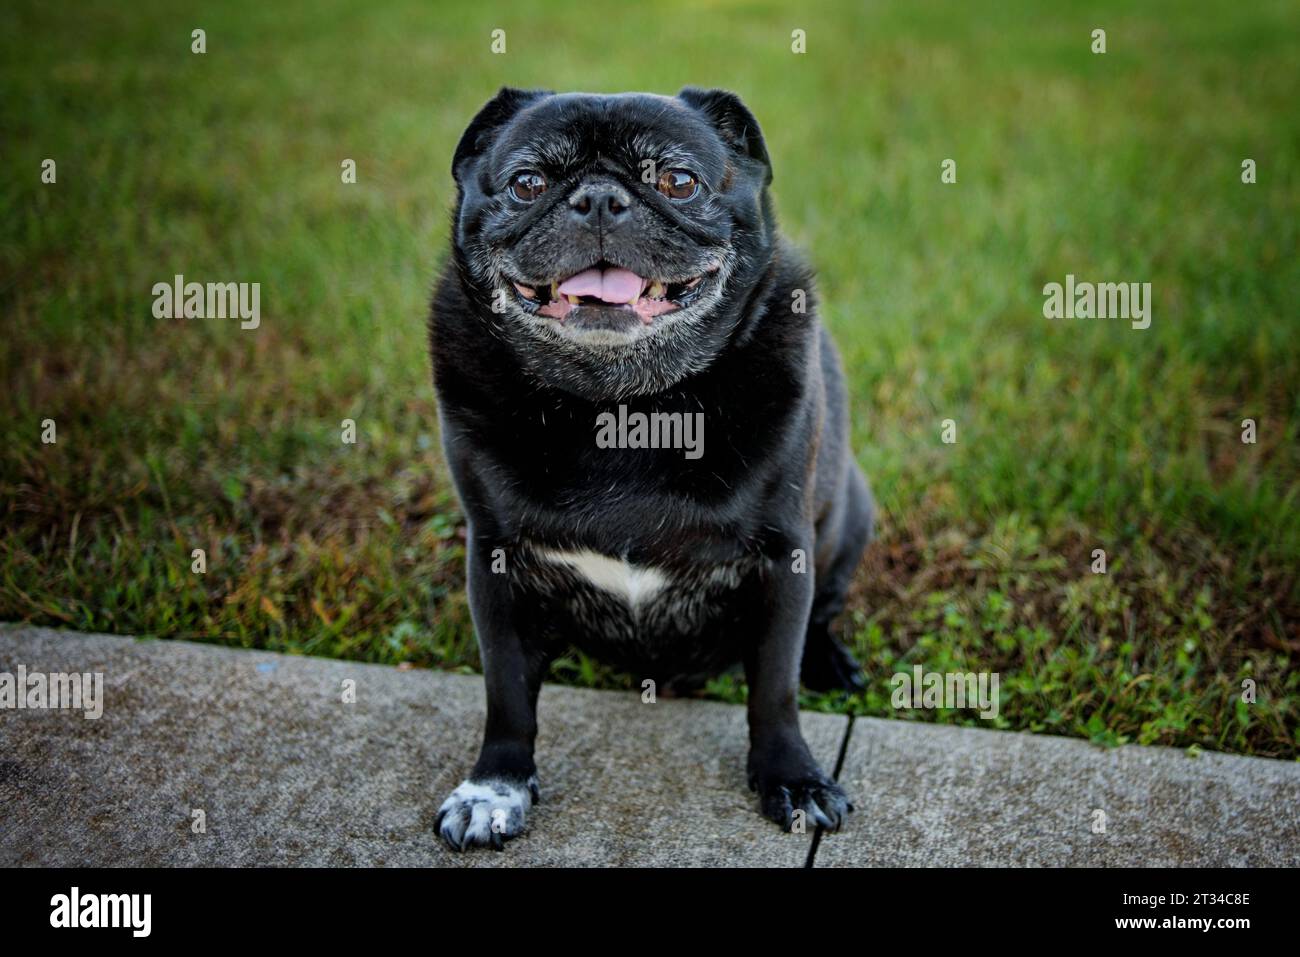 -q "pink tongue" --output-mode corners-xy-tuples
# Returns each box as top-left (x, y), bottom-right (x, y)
(557, 267), (644, 303)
